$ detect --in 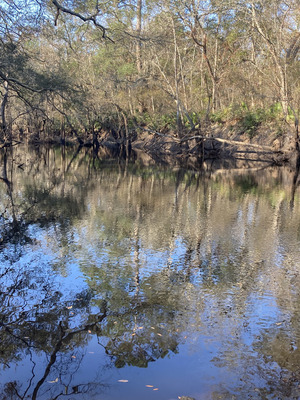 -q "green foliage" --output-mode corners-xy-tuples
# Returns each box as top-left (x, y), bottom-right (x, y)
(116, 62), (136, 77)
(238, 103), (285, 138)
(210, 107), (233, 124)
(135, 111), (203, 132)
(240, 110), (265, 138)
(183, 111), (202, 128)
(135, 112), (178, 131)
(209, 102), (287, 138)
(158, 113), (178, 130)
(286, 106), (296, 123)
